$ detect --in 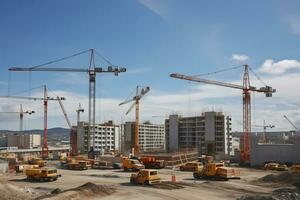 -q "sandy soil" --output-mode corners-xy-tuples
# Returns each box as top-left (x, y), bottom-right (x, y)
(0, 165), (297, 200)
